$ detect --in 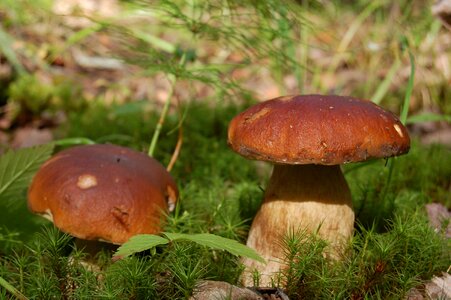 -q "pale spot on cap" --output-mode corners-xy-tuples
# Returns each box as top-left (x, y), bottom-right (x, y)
(167, 186), (178, 212)
(244, 107), (271, 124)
(277, 95), (293, 102)
(77, 174), (98, 189)
(40, 209), (54, 222)
(393, 124), (404, 138)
